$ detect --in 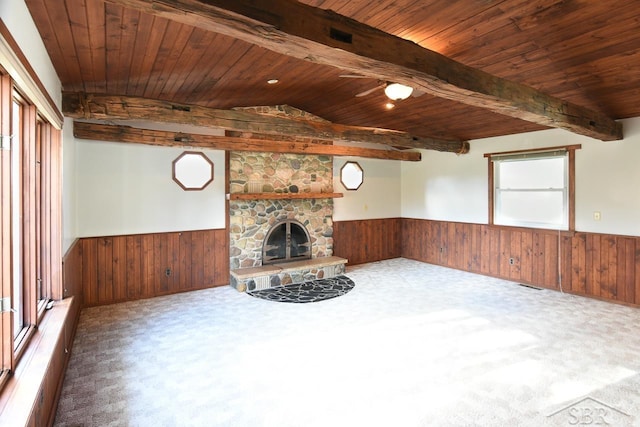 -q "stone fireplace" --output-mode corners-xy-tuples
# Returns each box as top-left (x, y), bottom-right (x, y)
(229, 198), (333, 270)
(228, 150), (347, 292)
(229, 150), (336, 271)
